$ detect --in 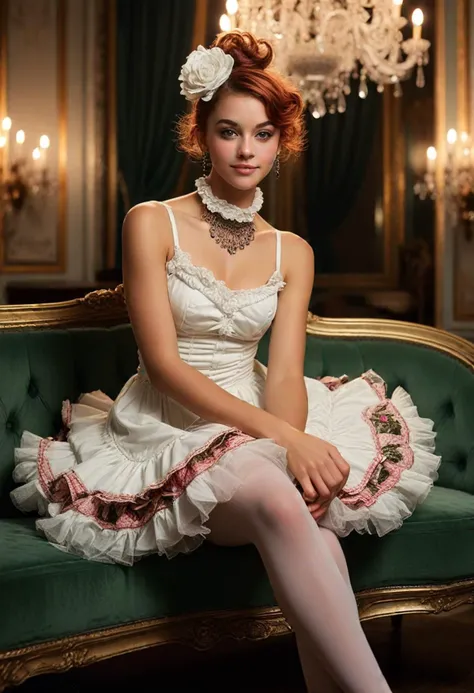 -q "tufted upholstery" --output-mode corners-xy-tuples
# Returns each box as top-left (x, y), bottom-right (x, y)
(0, 326), (138, 515)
